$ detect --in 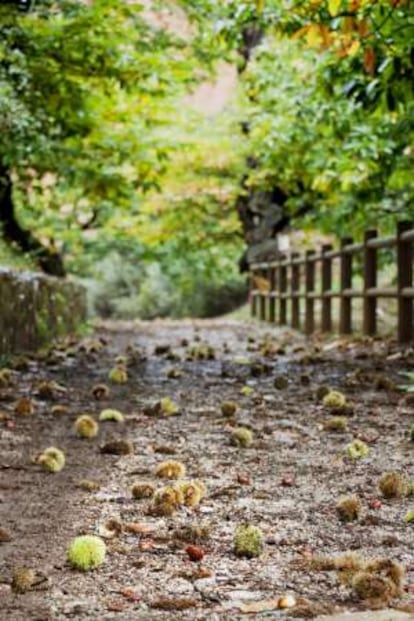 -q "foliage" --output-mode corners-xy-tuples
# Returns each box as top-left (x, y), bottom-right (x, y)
(84, 245), (247, 320)
(398, 371), (414, 392)
(0, 0), (195, 259)
(1, 0), (247, 317)
(182, 0), (414, 234)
